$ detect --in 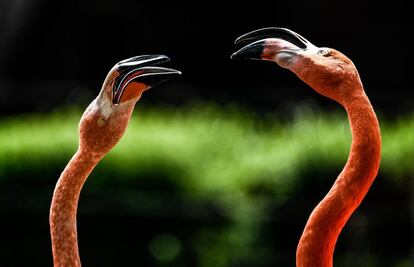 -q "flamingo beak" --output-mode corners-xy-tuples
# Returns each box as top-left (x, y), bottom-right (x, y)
(112, 55), (181, 104)
(231, 27), (317, 67)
